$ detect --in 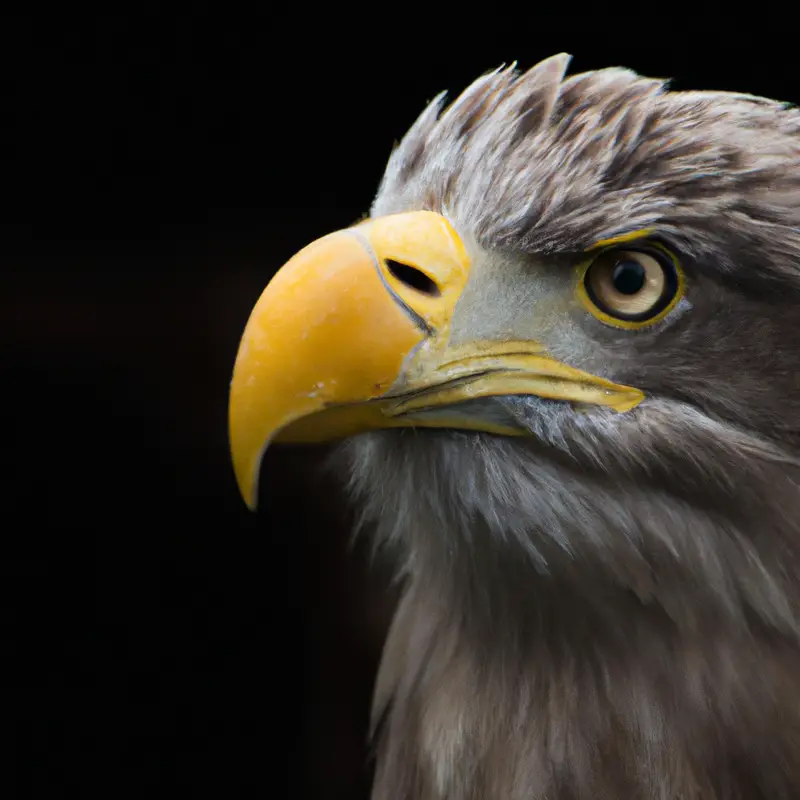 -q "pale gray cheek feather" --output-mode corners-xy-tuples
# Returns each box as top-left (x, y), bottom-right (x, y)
(329, 393), (800, 636)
